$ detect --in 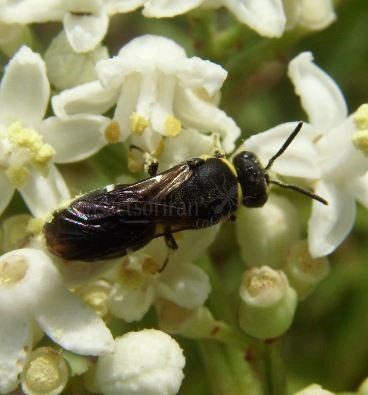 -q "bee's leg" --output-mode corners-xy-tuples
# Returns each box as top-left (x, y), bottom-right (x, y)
(214, 150), (225, 158)
(164, 227), (178, 250)
(129, 144), (159, 176)
(147, 160), (159, 177)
